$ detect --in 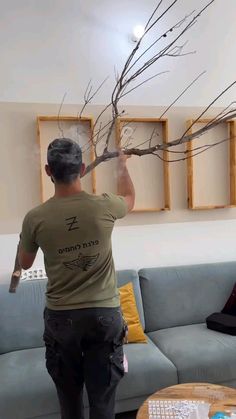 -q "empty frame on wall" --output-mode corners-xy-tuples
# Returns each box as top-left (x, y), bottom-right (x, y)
(186, 119), (236, 210)
(116, 118), (170, 212)
(37, 116), (96, 202)
(37, 116), (171, 212)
